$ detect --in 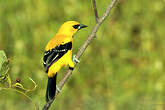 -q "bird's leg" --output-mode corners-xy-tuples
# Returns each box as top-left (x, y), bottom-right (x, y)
(56, 85), (61, 93)
(73, 55), (80, 64)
